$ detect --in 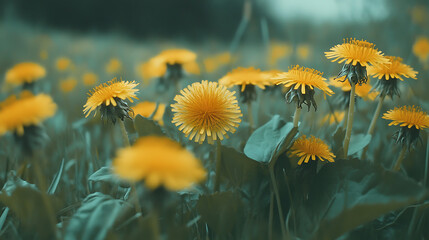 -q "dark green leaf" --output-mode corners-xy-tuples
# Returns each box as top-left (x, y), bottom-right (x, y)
(1, 171), (38, 196)
(348, 134), (372, 156)
(88, 167), (129, 187)
(47, 158), (65, 195)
